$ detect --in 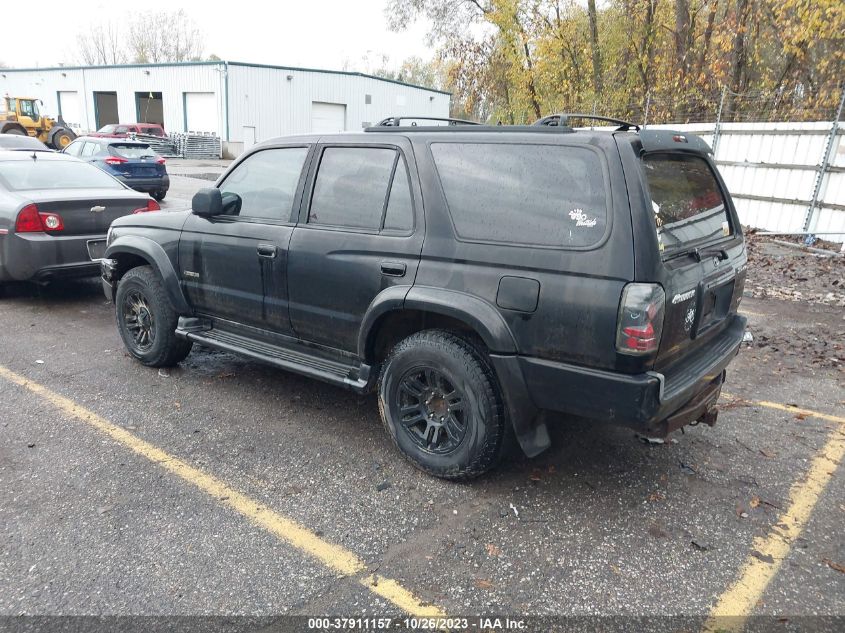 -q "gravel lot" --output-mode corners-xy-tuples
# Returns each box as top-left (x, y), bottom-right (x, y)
(1, 163), (843, 629)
